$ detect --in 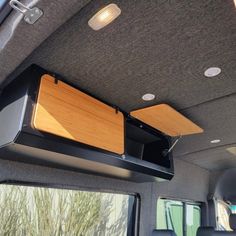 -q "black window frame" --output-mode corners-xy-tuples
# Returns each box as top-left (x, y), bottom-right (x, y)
(0, 180), (140, 236)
